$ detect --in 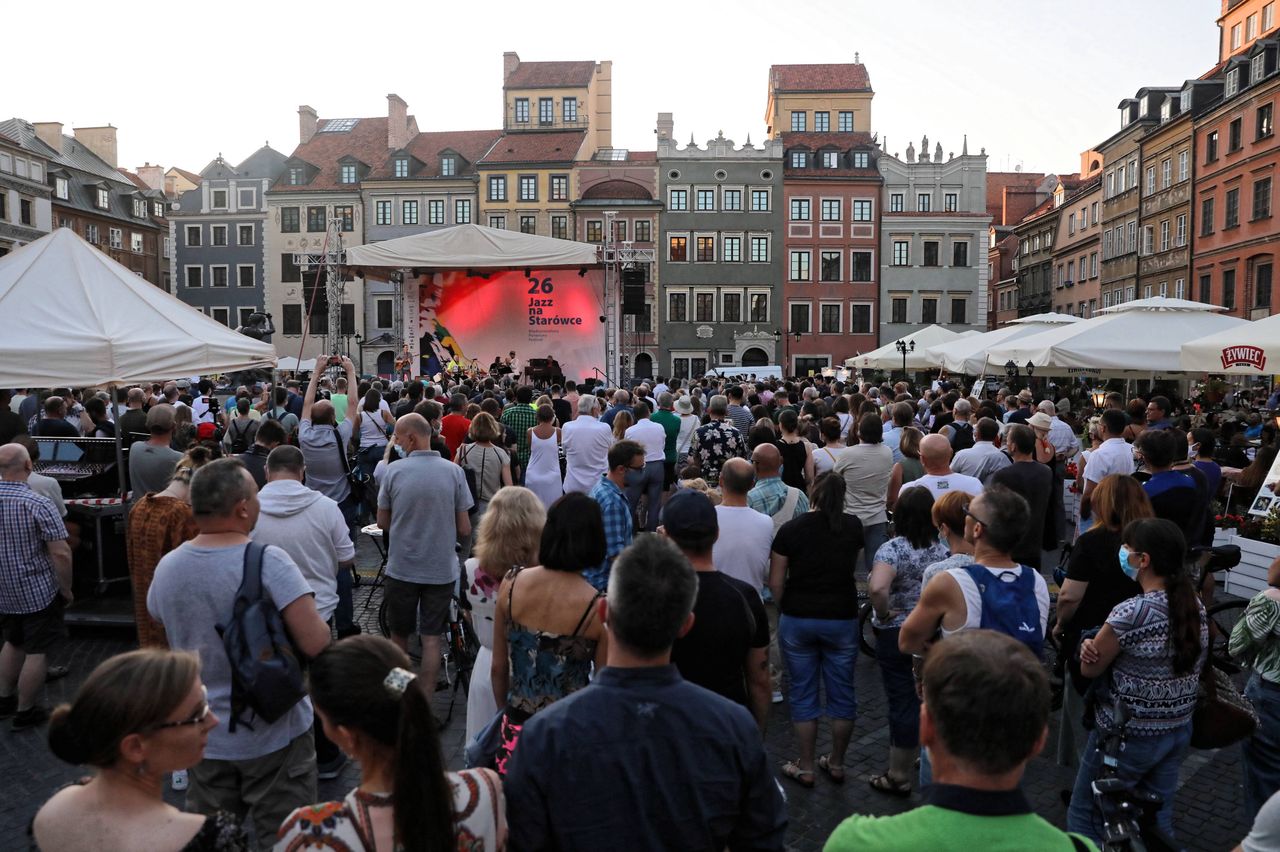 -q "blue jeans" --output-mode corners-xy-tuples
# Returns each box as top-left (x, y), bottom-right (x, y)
(874, 624), (920, 748)
(1067, 722), (1192, 843)
(778, 615), (858, 723)
(1245, 675), (1280, 821)
(861, 521), (888, 578)
(626, 460), (664, 532)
